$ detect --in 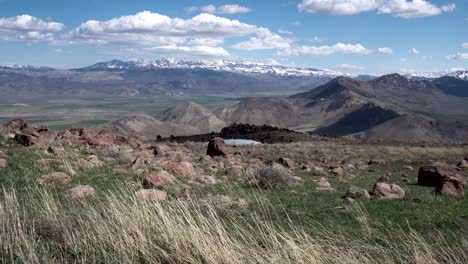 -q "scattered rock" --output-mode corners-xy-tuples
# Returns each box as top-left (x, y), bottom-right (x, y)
(418, 165), (466, 187)
(3, 119), (28, 133)
(372, 182), (405, 199)
(457, 158), (468, 169)
(226, 165), (243, 176)
(311, 165), (325, 175)
(14, 133), (36, 146)
(164, 161), (195, 177)
(368, 159), (386, 166)
(345, 186), (370, 200)
(37, 172), (72, 187)
(316, 177), (335, 192)
(64, 185), (95, 198)
(78, 155), (103, 168)
(135, 189), (167, 202)
(277, 157), (294, 169)
(143, 171), (175, 189)
(47, 146), (65, 156)
(207, 137), (228, 157)
(418, 165), (466, 197)
(438, 177), (465, 197)
(0, 158), (7, 168)
(330, 166), (344, 176)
